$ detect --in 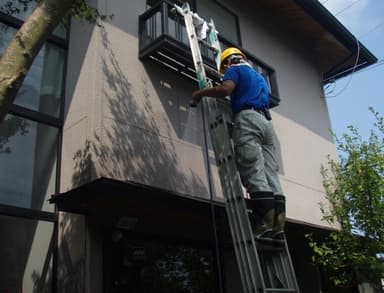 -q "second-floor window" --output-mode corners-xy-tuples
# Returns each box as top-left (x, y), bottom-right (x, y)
(195, 0), (240, 46)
